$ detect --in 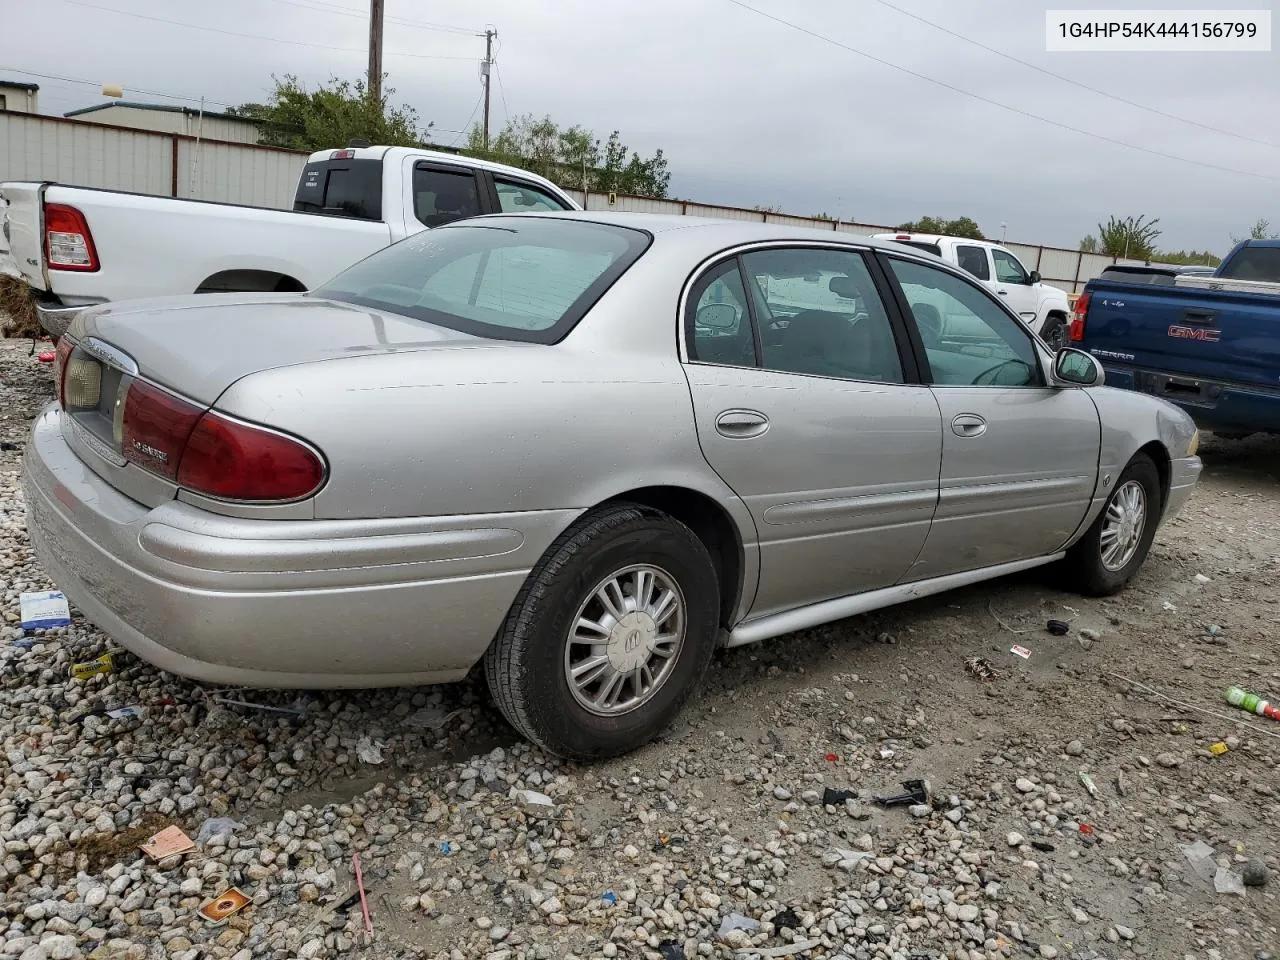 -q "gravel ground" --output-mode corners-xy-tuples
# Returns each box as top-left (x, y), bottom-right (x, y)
(0, 337), (1277, 960)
